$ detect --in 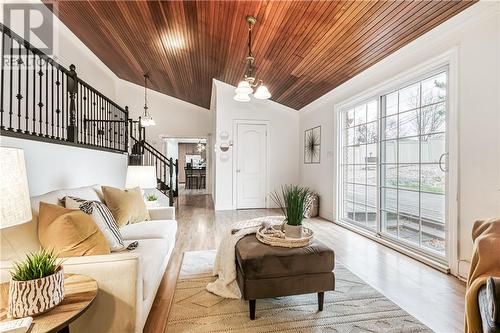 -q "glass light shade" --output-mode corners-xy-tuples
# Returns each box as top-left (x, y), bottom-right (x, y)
(233, 93), (251, 102)
(254, 84), (271, 100)
(235, 80), (253, 95)
(0, 147), (32, 229)
(126, 165), (157, 189)
(140, 115), (156, 127)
